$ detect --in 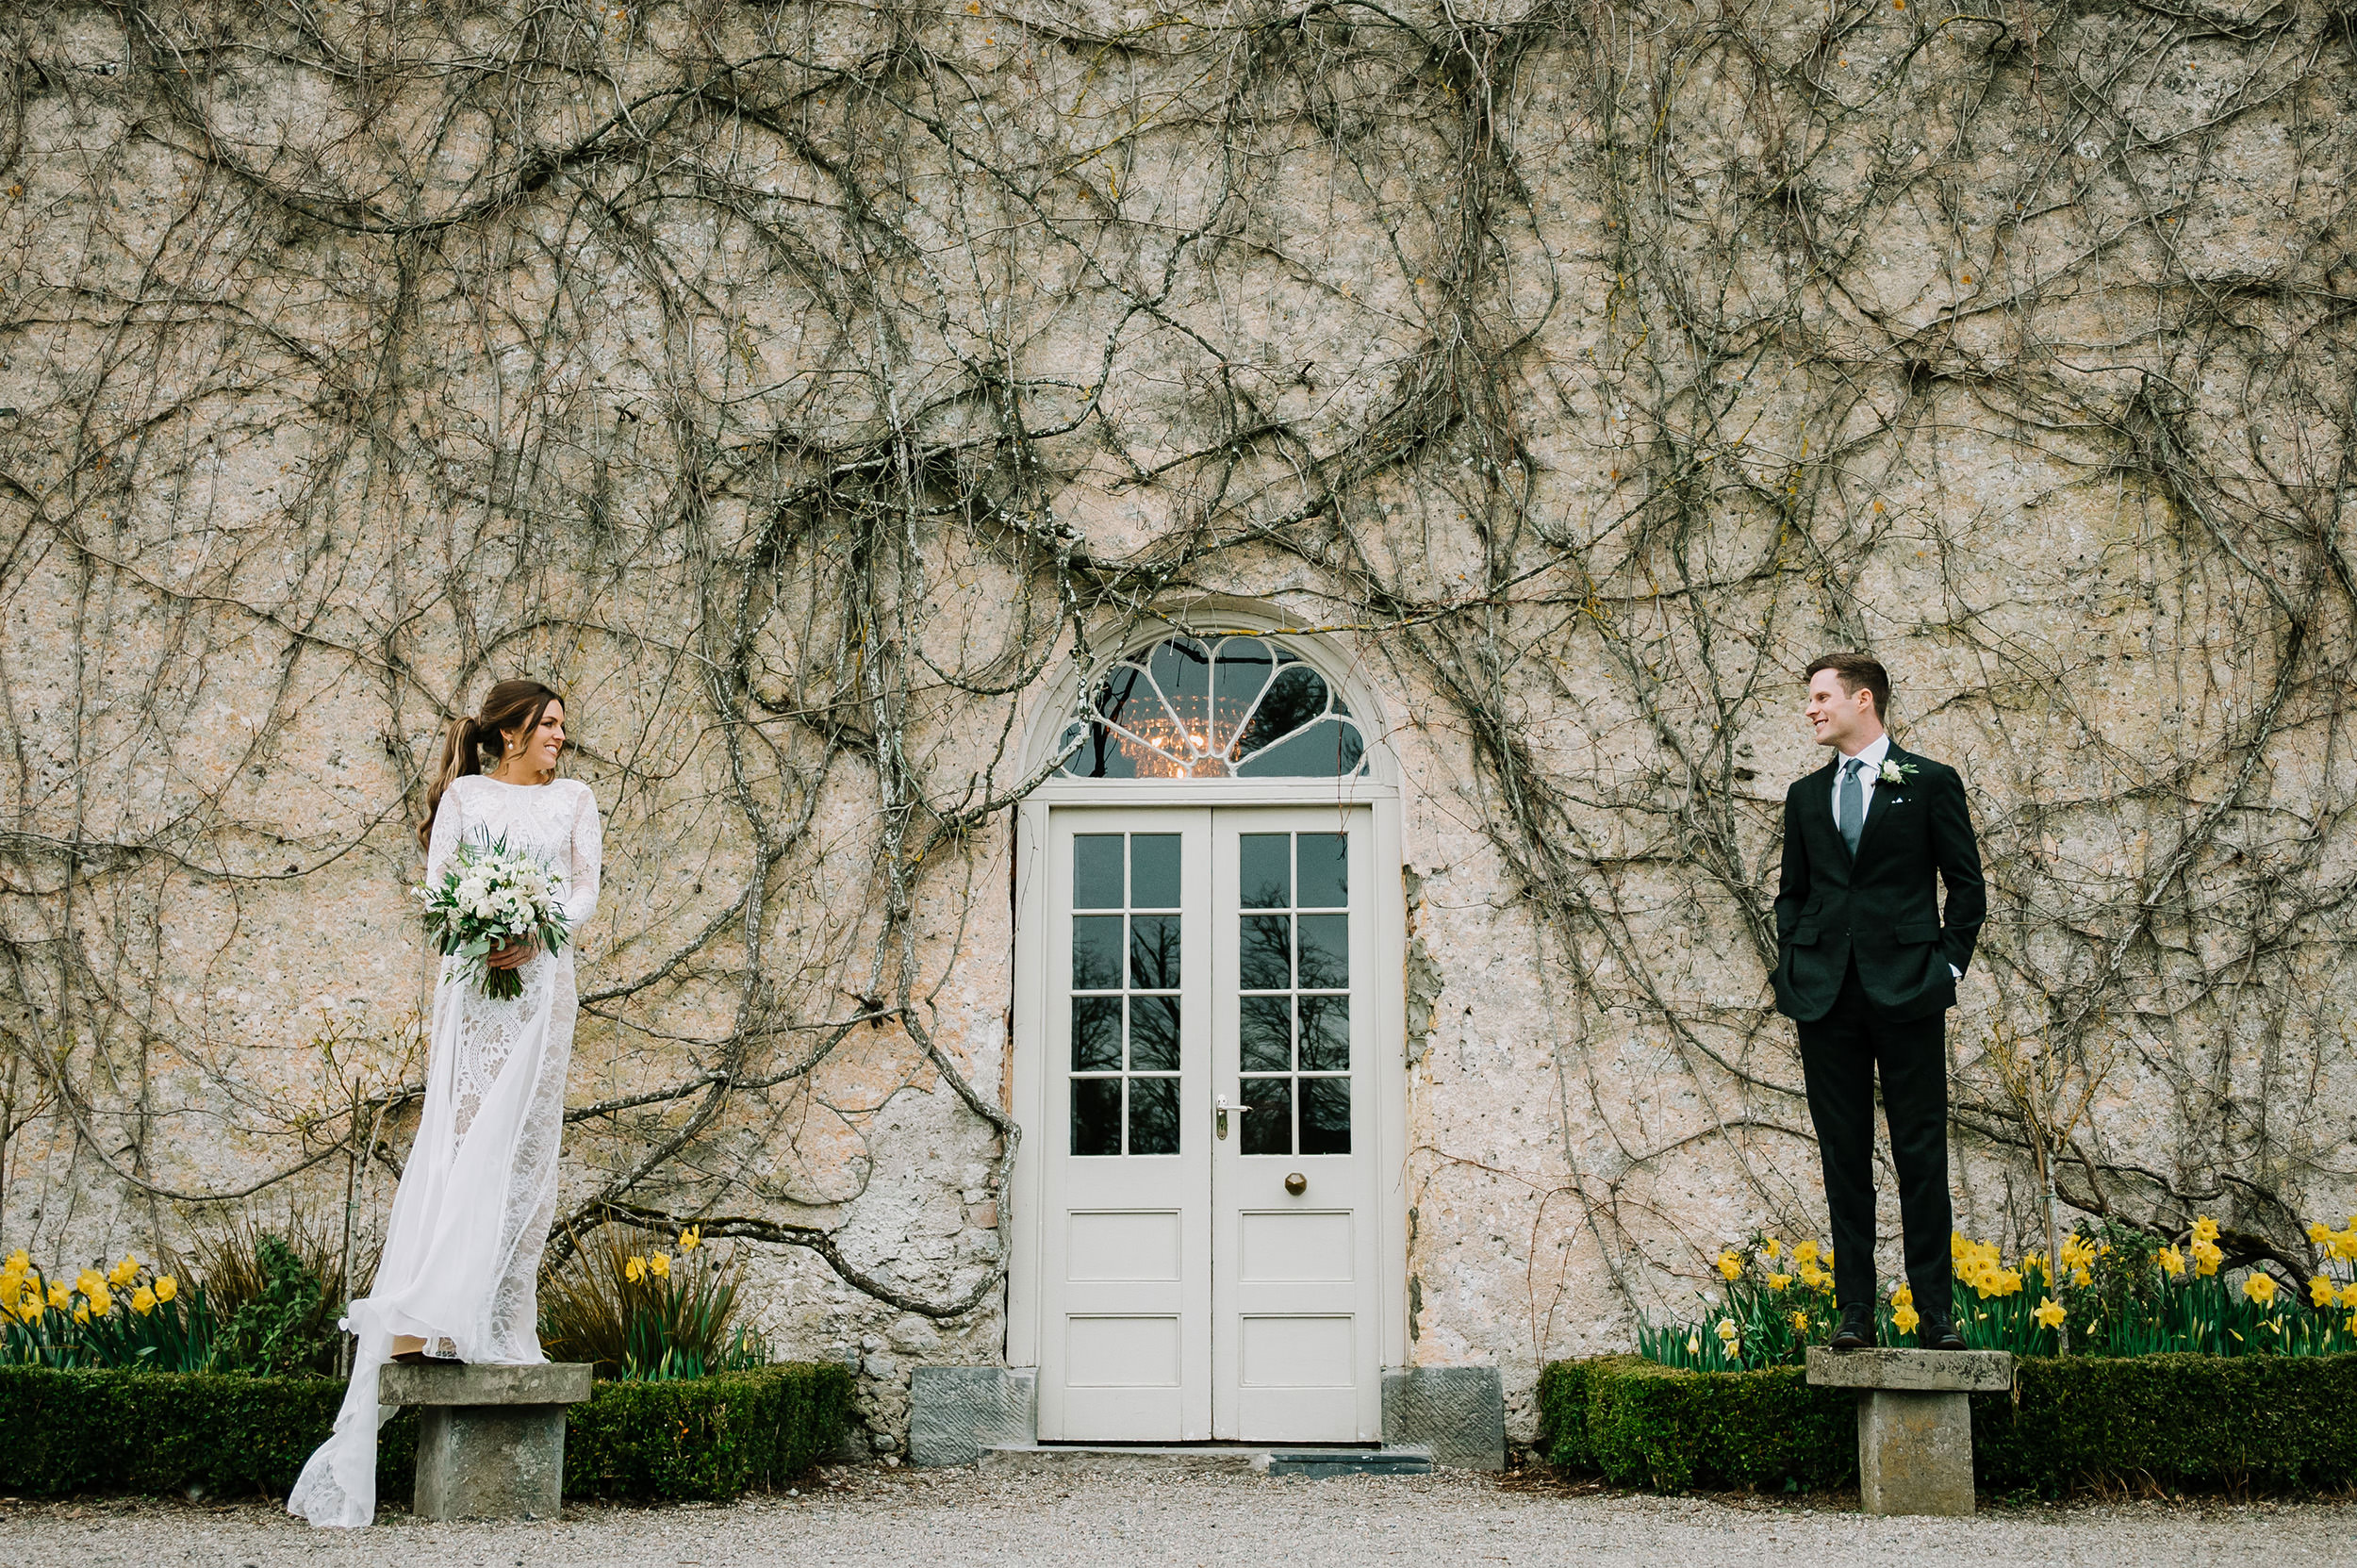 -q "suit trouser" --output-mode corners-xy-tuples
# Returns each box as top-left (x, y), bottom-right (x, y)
(1795, 960), (1953, 1319)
